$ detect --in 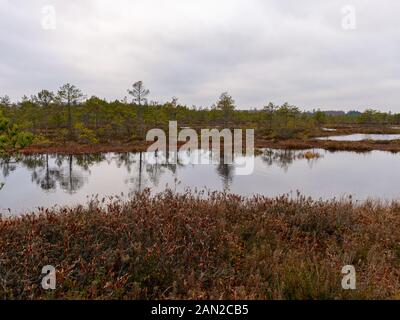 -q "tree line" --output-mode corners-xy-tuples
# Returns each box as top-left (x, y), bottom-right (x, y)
(1, 81), (399, 145)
